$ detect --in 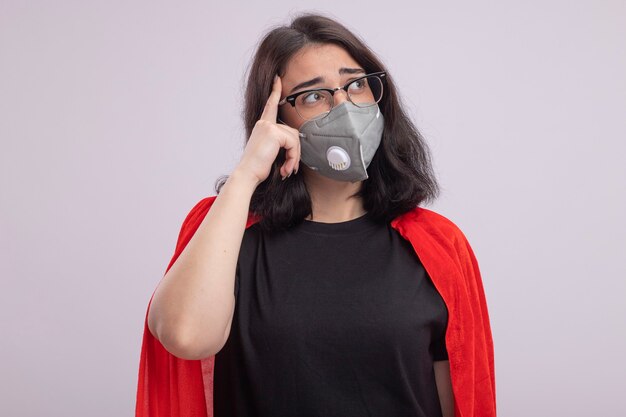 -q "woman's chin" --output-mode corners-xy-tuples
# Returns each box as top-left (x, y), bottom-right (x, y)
(301, 165), (363, 187)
